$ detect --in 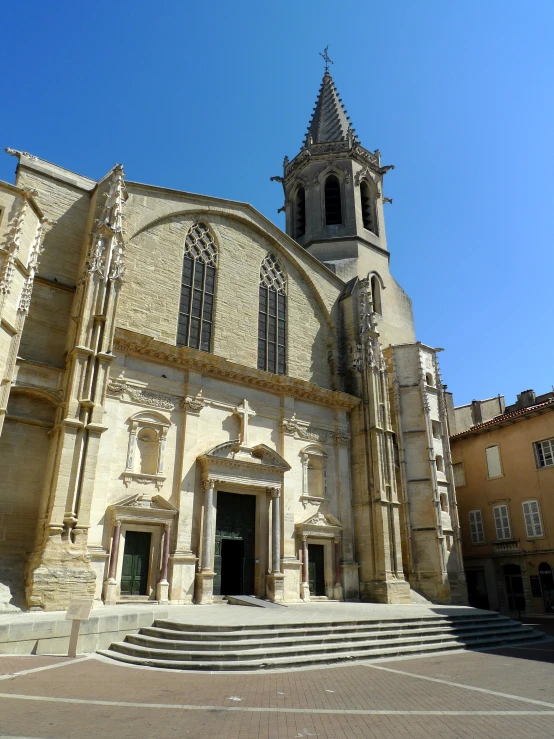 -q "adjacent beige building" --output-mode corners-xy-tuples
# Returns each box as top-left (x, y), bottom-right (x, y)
(451, 390), (554, 614)
(0, 71), (467, 612)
